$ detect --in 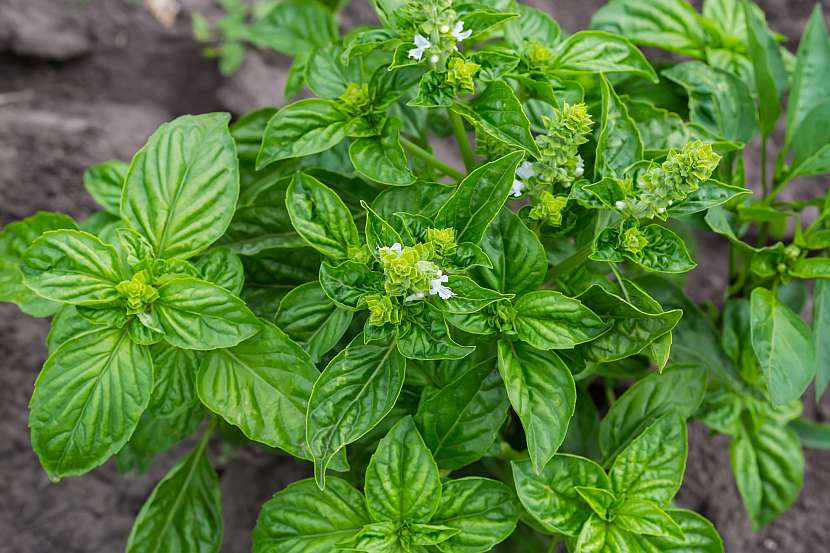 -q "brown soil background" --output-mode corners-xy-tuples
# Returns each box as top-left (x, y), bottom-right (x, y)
(1, 1), (828, 551)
